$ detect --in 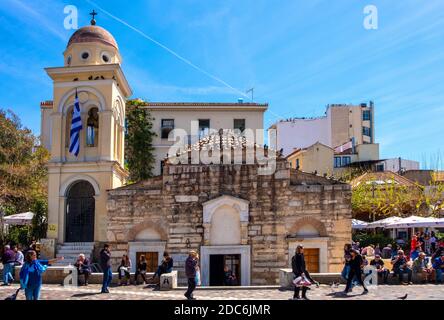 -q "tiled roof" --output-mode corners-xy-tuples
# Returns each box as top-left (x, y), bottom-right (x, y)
(40, 101), (53, 108)
(67, 25), (118, 49)
(350, 171), (419, 188)
(167, 131), (281, 163)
